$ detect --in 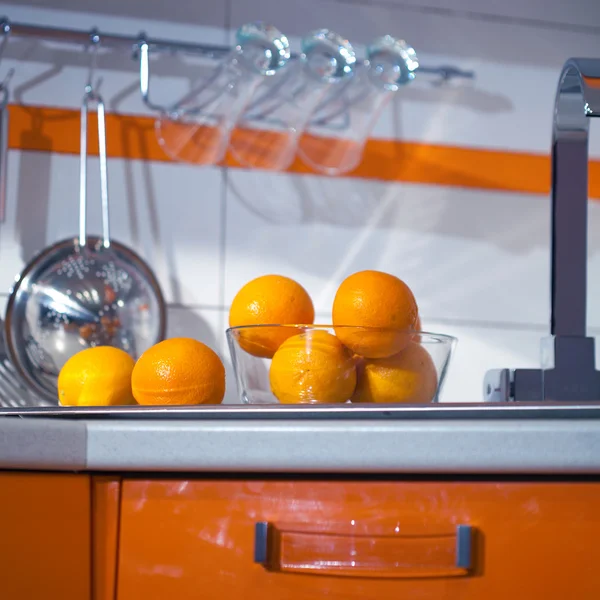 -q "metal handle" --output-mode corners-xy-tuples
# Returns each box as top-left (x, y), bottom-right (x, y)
(254, 522), (473, 579)
(0, 83), (9, 223)
(79, 87), (110, 248)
